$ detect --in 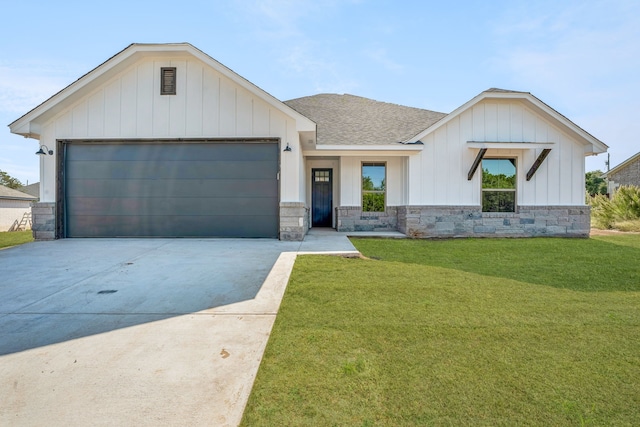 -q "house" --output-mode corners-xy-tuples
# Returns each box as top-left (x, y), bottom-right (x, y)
(0, 186), (36, 231)
(18, 182), (40, 200)
(604, 152), (640, 194)
(9, 43), (607, 240)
